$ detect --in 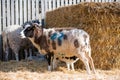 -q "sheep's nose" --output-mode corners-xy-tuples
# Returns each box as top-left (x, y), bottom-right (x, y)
(20, 31), (26, 38)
